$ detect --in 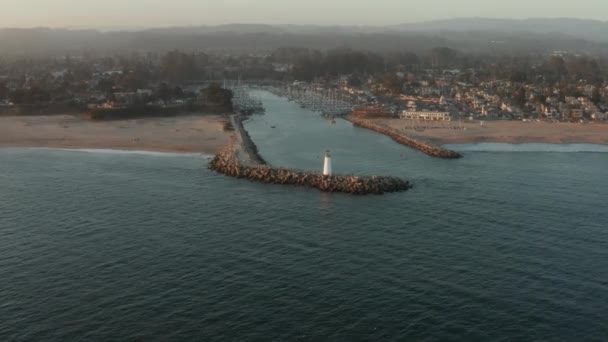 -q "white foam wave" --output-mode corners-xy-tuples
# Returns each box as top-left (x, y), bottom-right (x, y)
(444, 143), (608, 153)
(26, 148), (211, 158)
